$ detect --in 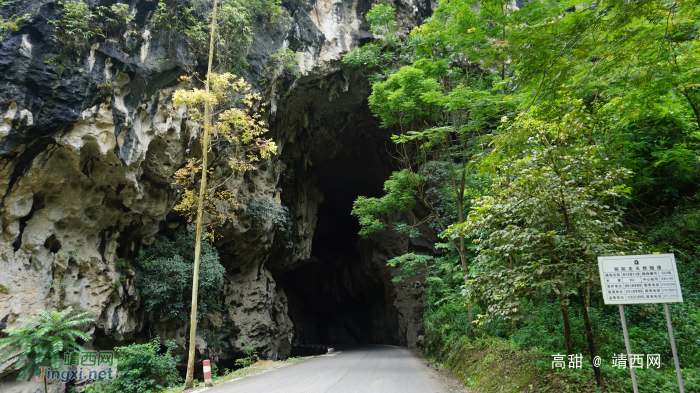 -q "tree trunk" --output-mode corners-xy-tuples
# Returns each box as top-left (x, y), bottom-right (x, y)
(560, 298), (574, 356)
(578, 290), (605, 389)
(184, 0), (218, 388)
(460, 251), (474, 323)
